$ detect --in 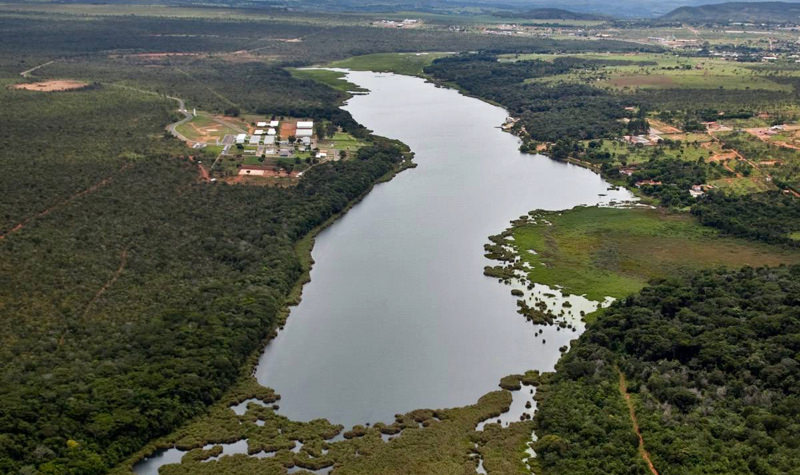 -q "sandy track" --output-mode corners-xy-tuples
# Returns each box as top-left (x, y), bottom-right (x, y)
(618, 369), (660, 475)
(0, 165), (129, 240)
(82, 247), (129, 318)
